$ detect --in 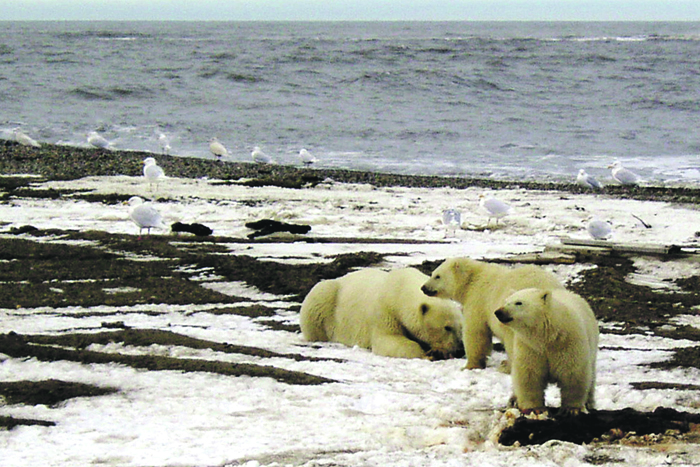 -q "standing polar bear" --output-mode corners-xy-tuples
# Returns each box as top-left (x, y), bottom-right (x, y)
(300, 267), (464, 360)
(421, 257), (563, 370)
(495, 288), (599, 415)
